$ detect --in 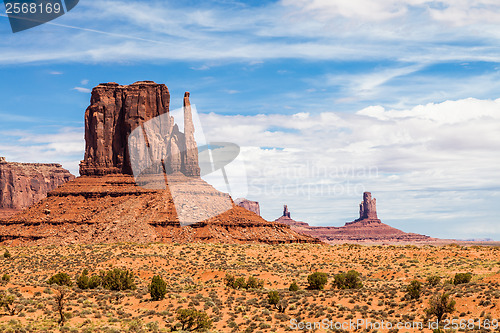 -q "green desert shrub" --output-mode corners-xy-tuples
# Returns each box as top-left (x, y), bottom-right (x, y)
(47, 273), (73, 287)
(76, 269), (90, 289)
(224, 273), (263, 289)
(268, 291), (280, 305)
(1, 274), (10, 282)
(3, 250), (11, 259)
(149, 275), (167, 301)
(307, 272), (328, 290)
(426, 292), (456, 322)
(333, 270), (362, 289)
(289, 281), (299, 291)
(427, 275), (441, 287)
(100, 268), (136, 291)
(453, 273), (472, 285)
(176, 308), (212, 331)
(406, 280), (422, 300)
